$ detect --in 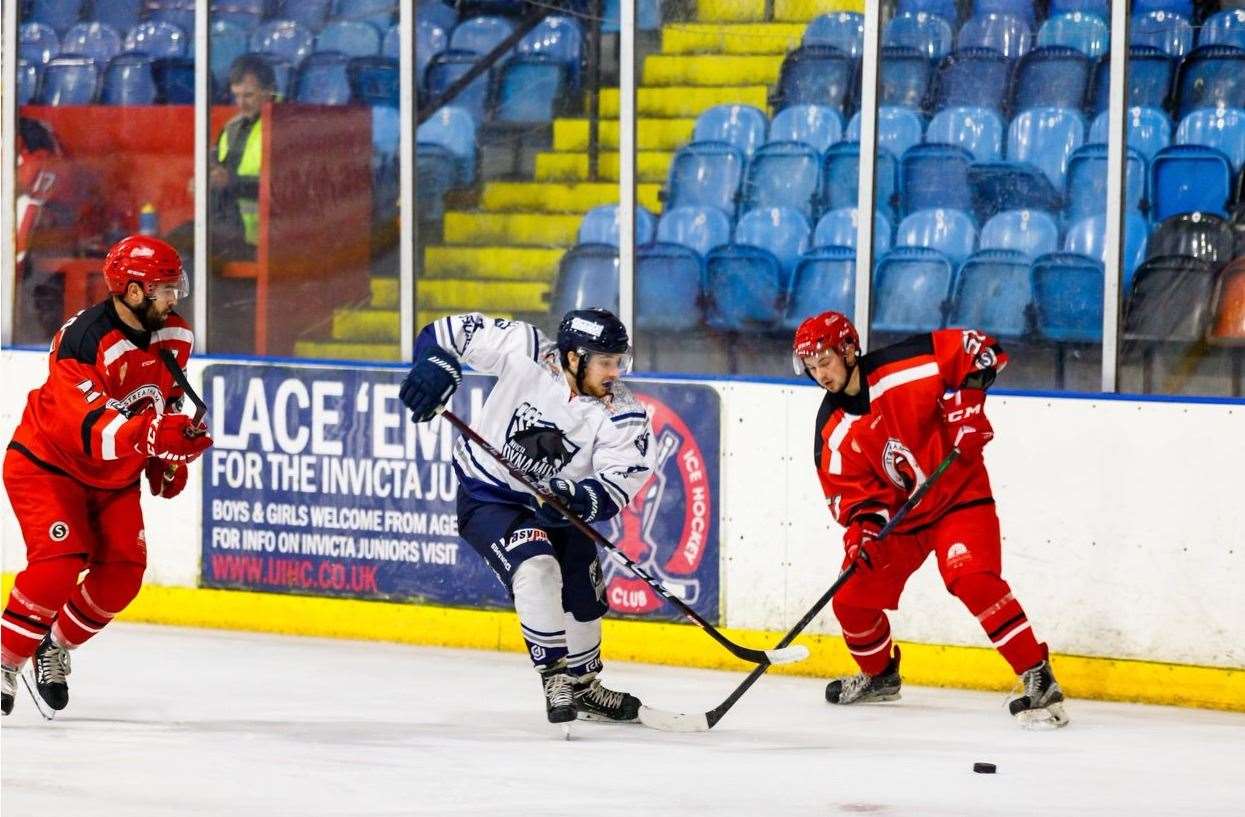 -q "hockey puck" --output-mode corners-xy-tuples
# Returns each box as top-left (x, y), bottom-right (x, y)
(973, 762), (997, 774)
